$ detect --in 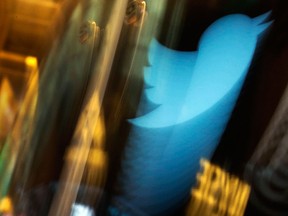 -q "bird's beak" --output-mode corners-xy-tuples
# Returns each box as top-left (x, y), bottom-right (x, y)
(253, 11), (273, 35)
(253, 11), (272, 25)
